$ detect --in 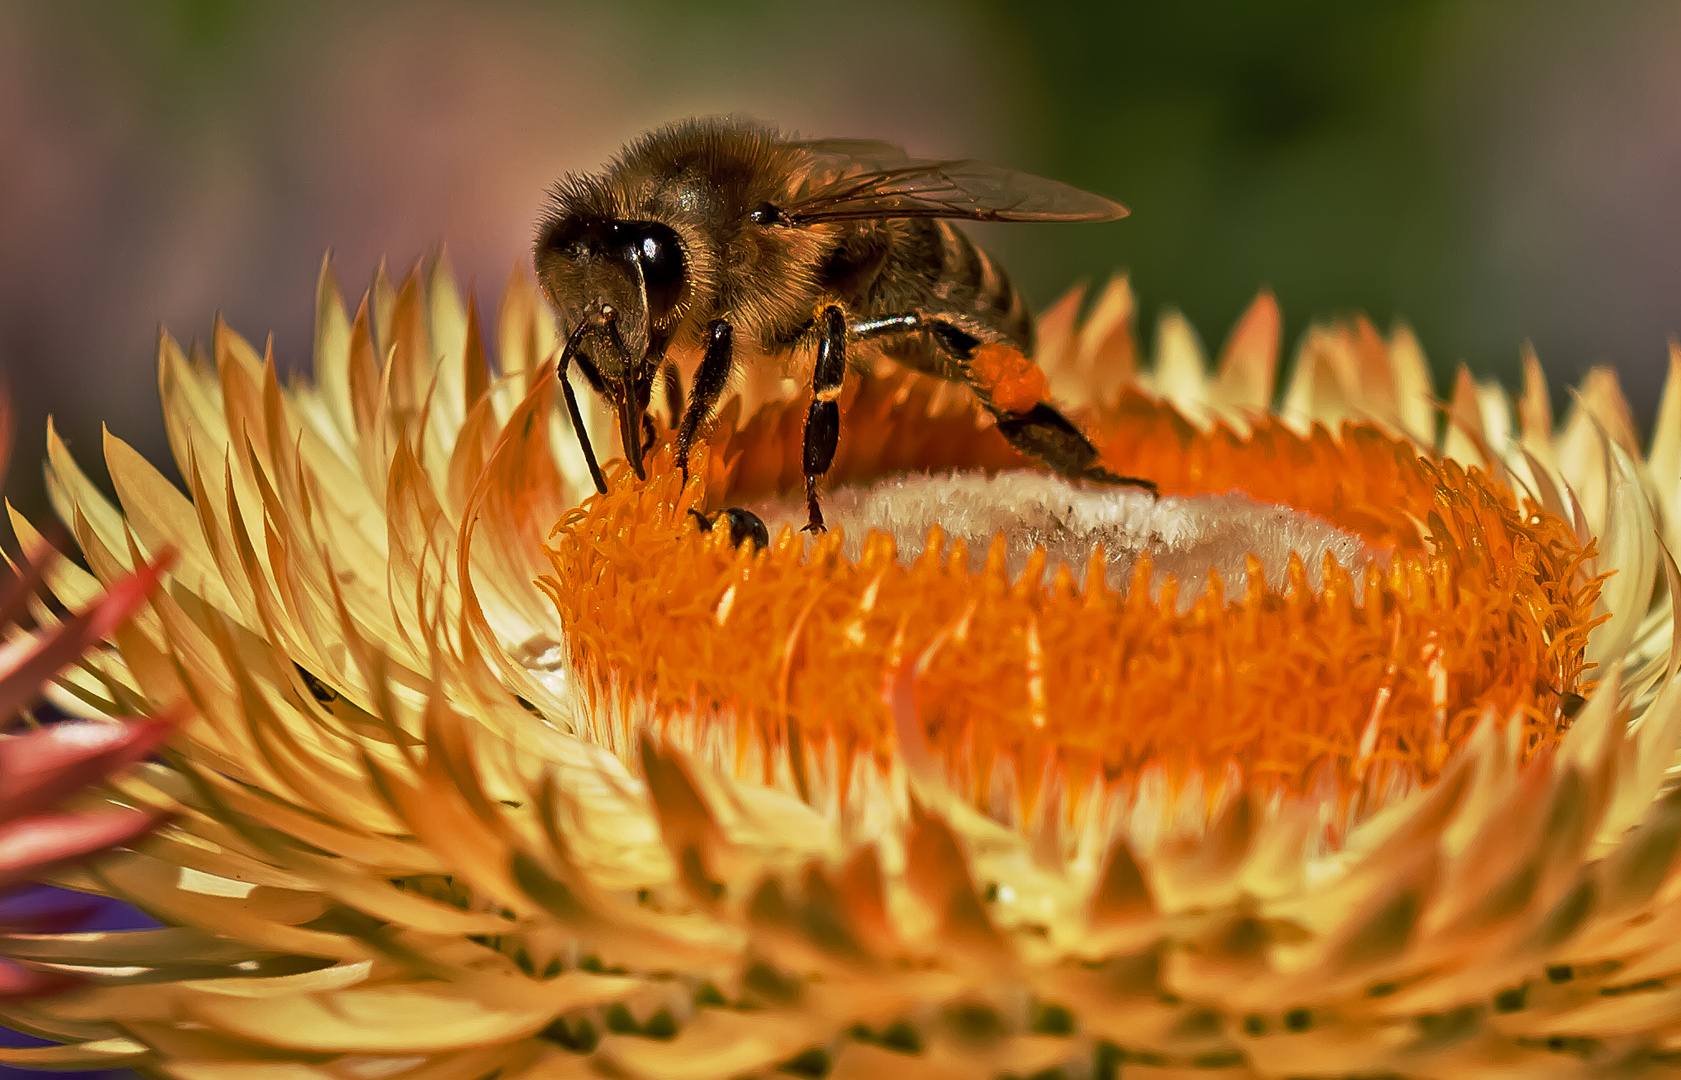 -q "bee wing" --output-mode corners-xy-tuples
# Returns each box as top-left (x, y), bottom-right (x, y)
(785, 150), (1126, 224)
(790, 137), (915, 170)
